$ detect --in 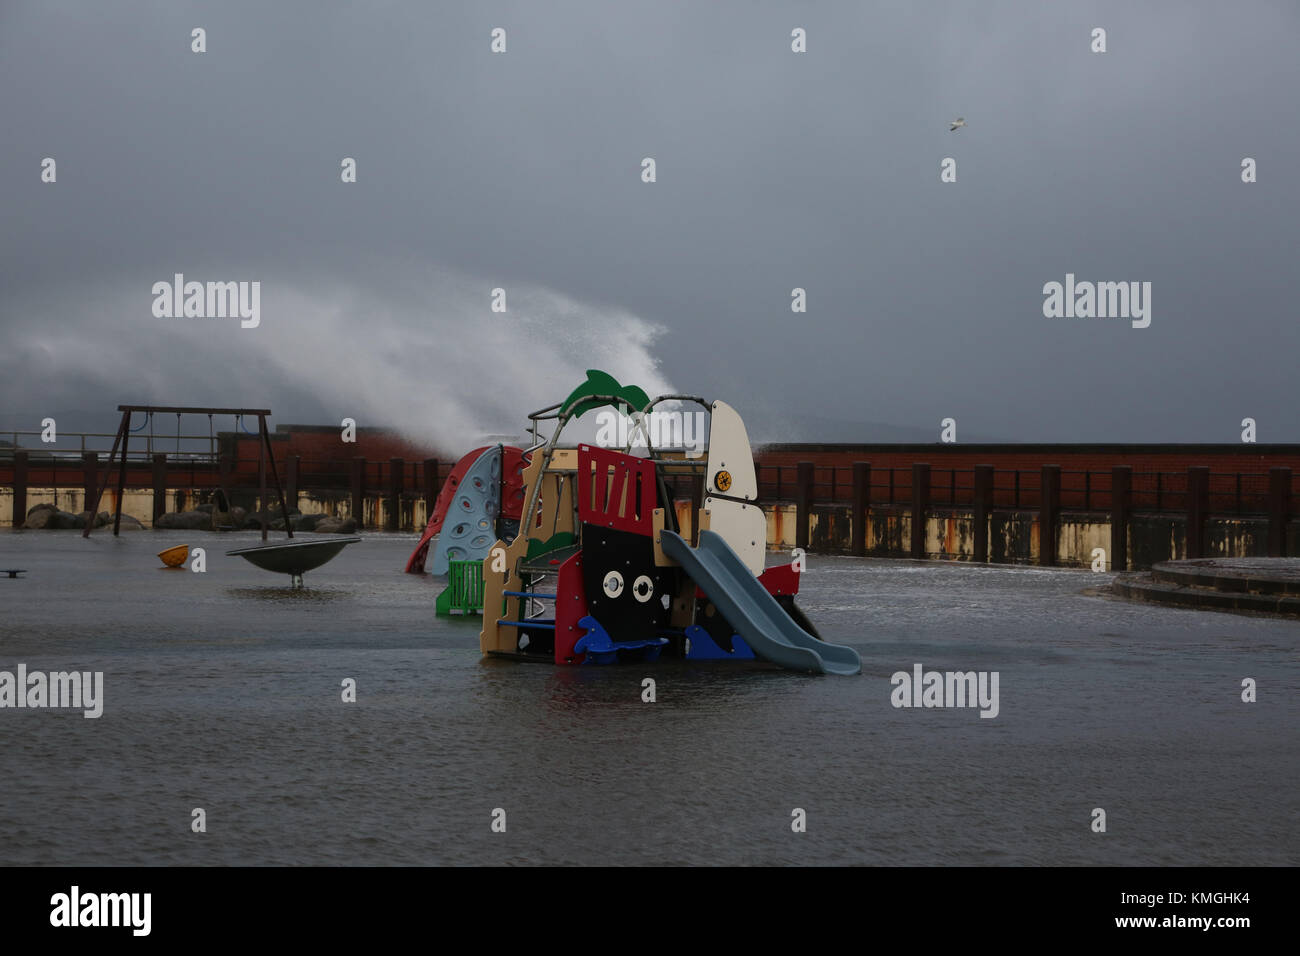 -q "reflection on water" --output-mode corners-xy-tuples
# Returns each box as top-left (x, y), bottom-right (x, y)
(0, 529), (1296, 865)
(225, 587), (351, 603)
